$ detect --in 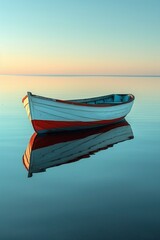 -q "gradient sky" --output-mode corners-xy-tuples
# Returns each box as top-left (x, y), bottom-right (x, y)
(0, 0), (160, 75)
